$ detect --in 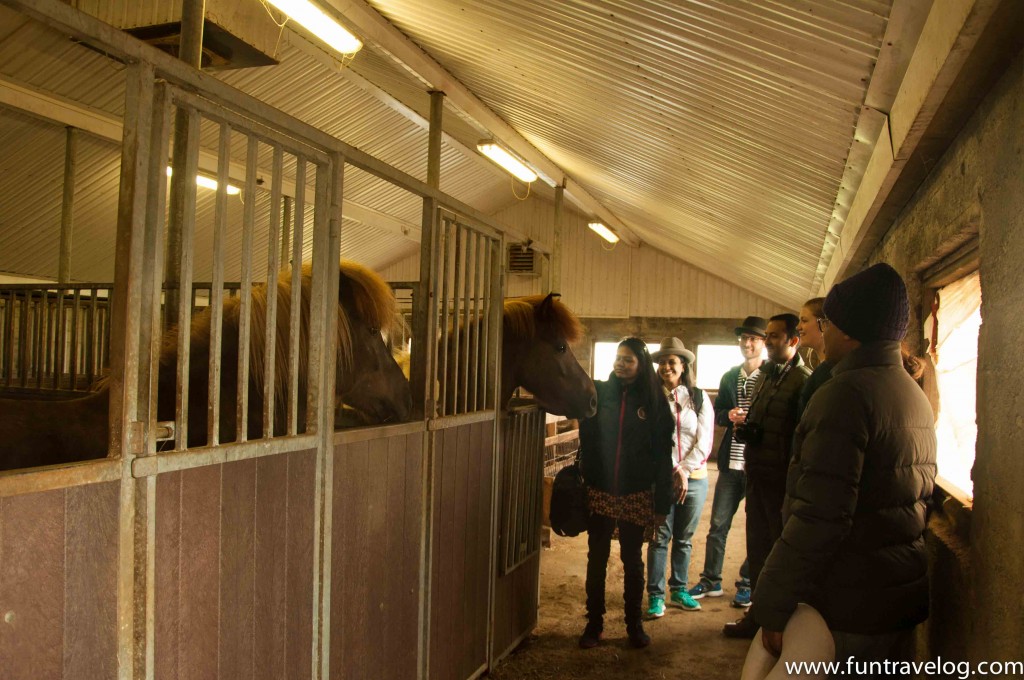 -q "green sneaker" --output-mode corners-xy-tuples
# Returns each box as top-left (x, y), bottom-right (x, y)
(670, 589), (702, 611)
(646, 596), (666, 618)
